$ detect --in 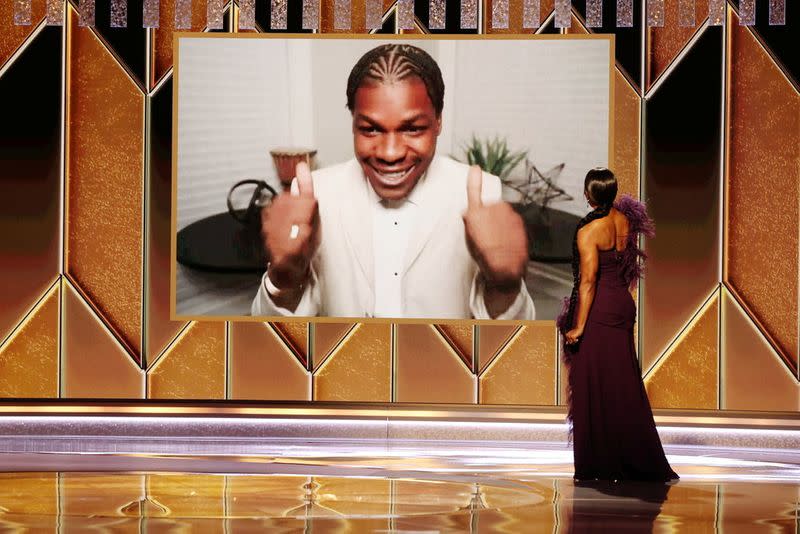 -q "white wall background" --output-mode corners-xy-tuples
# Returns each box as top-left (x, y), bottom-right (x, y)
(177, 36), (610, 230)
